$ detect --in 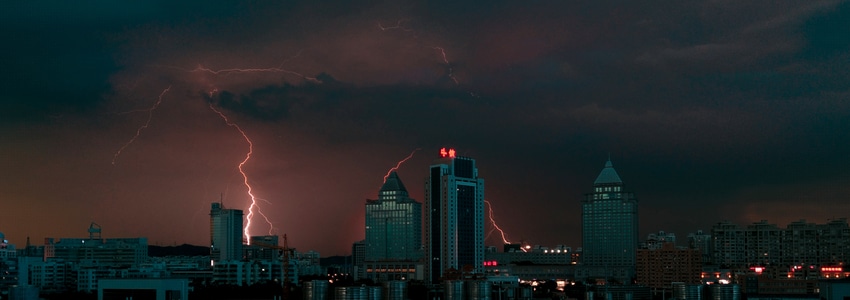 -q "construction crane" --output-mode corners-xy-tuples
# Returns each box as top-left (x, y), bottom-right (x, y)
(253, 234), (294, 300)
(282, 234), (292, 299)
